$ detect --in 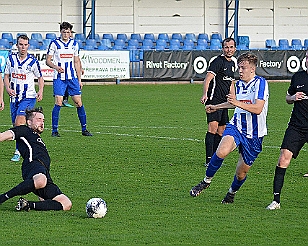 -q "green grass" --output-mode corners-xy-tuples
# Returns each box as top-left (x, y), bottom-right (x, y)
(0, 82), (308, 245)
